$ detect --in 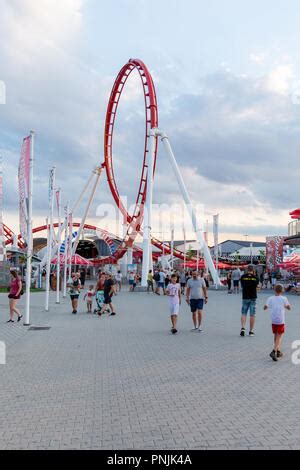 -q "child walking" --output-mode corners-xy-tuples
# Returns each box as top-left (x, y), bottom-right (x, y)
(264, 284), (291, 361)
(166, 274), (181, 334)
(84, 285), (95, 313)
